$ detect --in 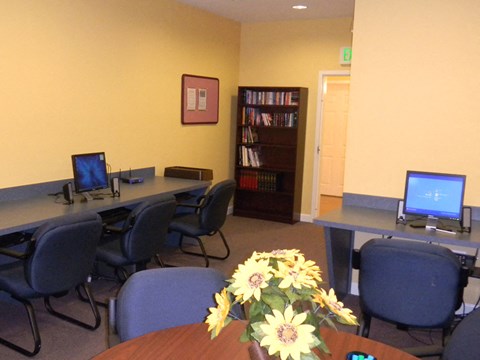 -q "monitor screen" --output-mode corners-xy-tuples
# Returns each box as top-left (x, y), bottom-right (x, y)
(403, 170), (466, 221)
(71, 152), (109, 193)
